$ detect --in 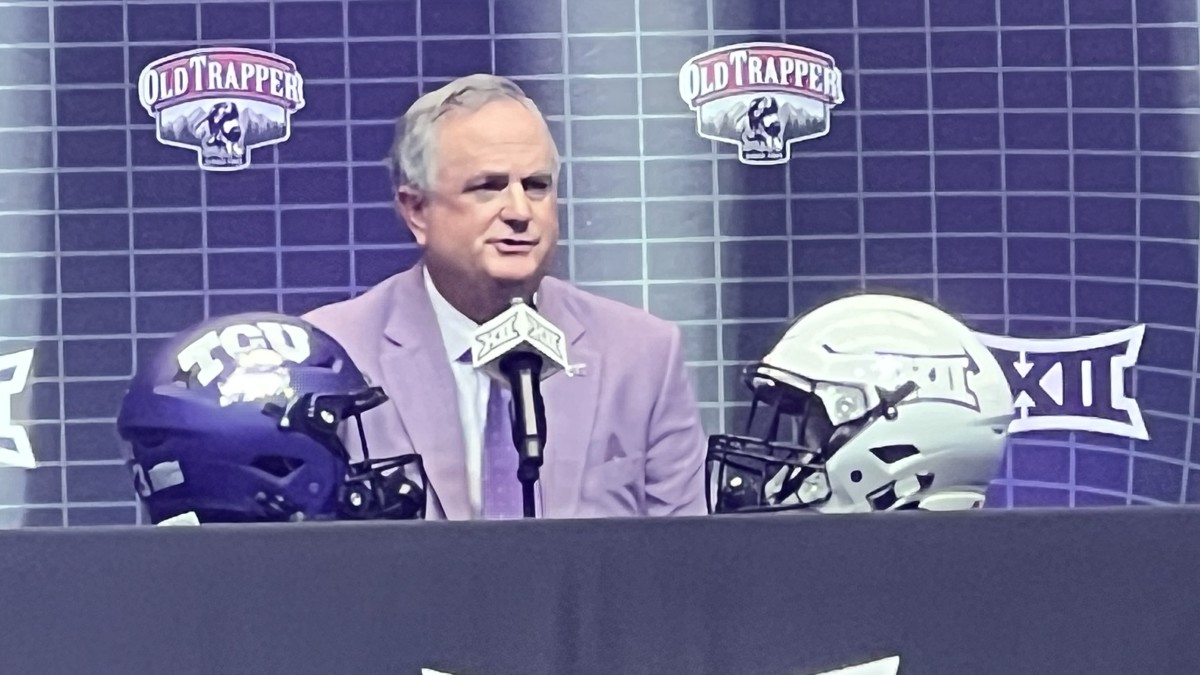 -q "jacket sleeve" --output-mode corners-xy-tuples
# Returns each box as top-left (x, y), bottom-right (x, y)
(643, 323), (709, 516)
